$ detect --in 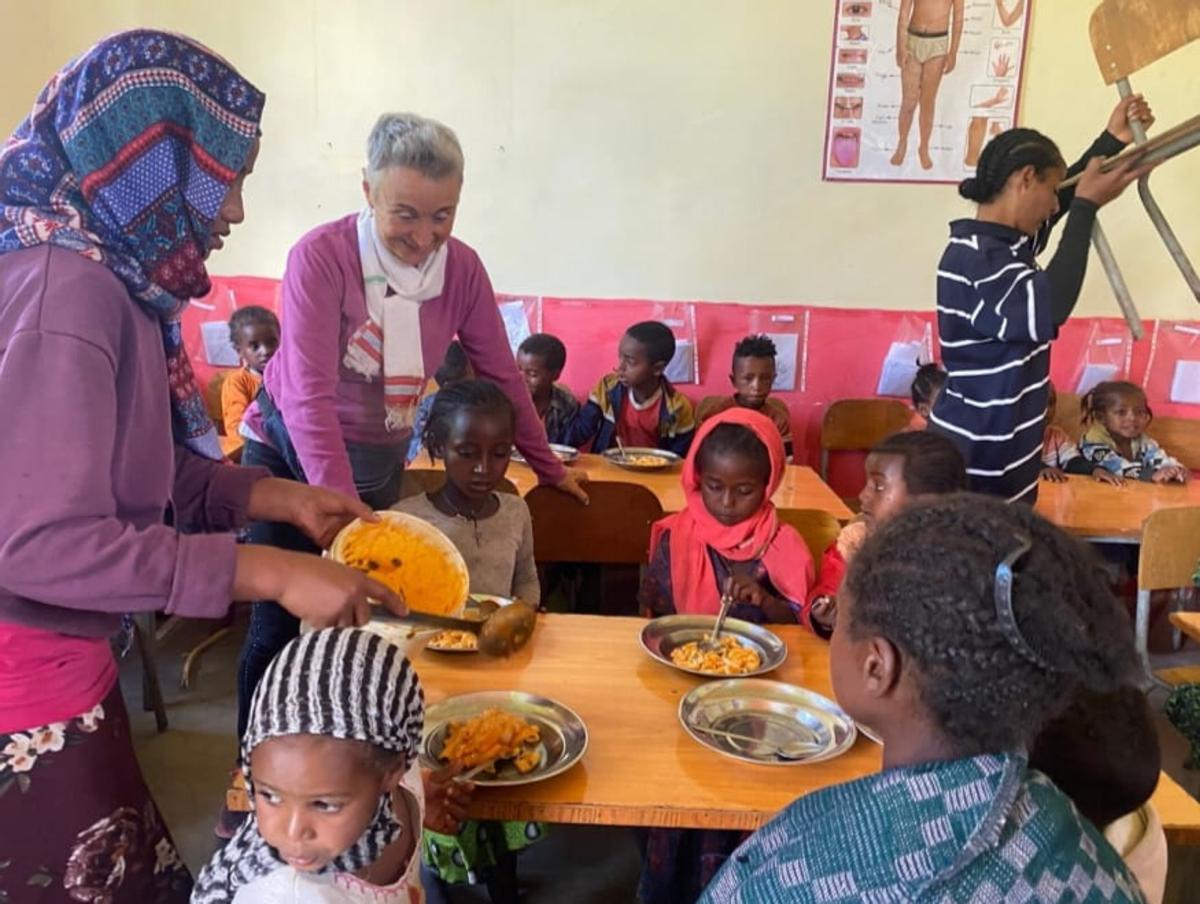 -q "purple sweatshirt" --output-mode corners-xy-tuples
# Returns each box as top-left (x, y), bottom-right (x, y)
(0, 246), (266, 638)
(243, 215), (565, 497)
